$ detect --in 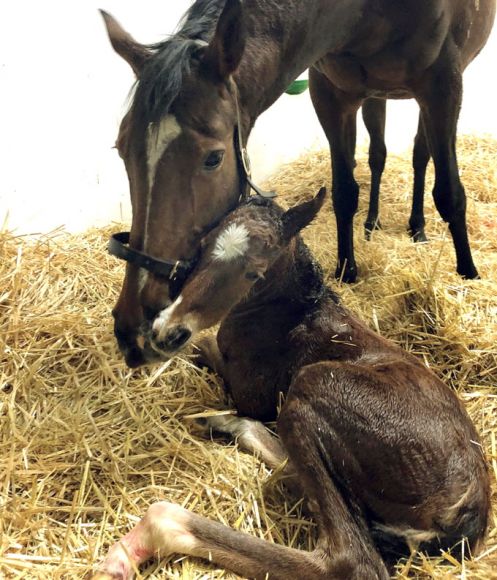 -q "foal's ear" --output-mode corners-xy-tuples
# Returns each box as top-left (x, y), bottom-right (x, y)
(100, 10), (151, 76)
(203, 0), (246, 80)
(281, 187), (327, 241)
